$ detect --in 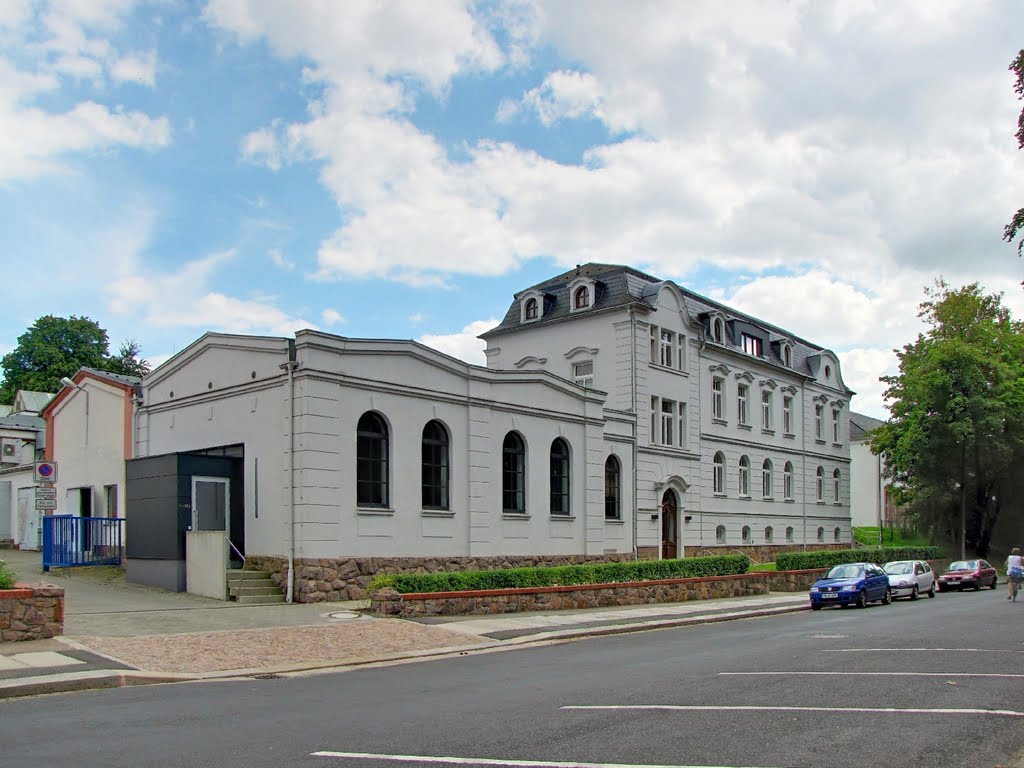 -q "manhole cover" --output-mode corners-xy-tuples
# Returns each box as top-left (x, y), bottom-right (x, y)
(811, 633), (848, 639)
(328, 611), (361, 620)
